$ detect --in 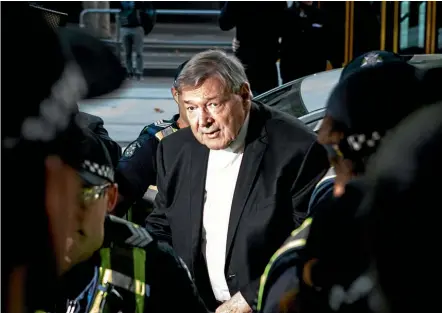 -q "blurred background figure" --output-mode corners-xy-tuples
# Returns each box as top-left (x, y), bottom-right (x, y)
(1, 3), (125, 313)
(280, 1), (331, 83)
(82, 1), (111, 39)
(219, 1), (286, 95)
(362, 101), (442, 313)
(119, 1), (156, 80)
